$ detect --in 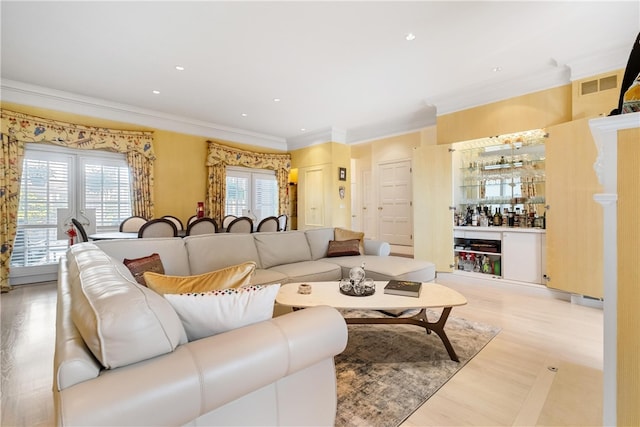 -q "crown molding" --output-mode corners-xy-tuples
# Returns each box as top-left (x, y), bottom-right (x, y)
(431, 65), (572, 116)
(0, 79), (288, 151)
(345, 106), (436, 144)
(286, 126), (347, 151)
(565, 44), (632, 81)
